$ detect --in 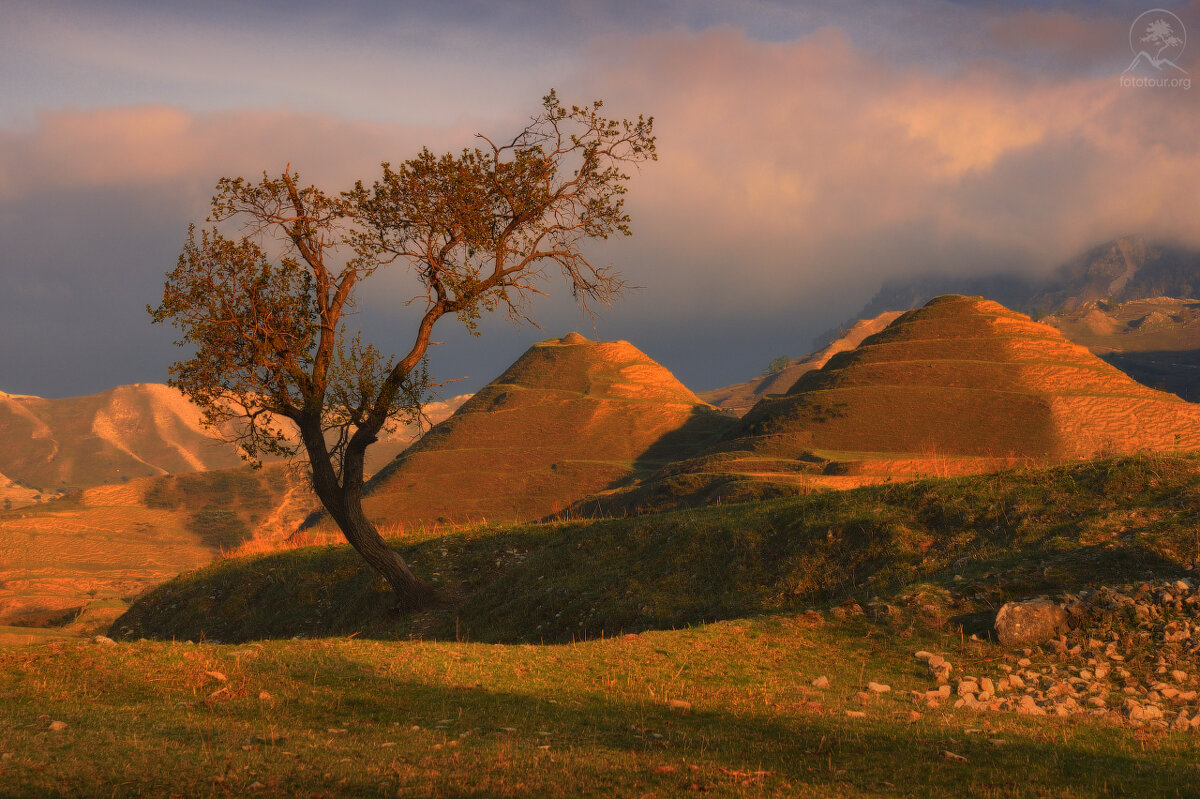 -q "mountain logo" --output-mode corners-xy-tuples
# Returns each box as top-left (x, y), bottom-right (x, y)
(1124, 8), (1188, 76)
